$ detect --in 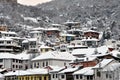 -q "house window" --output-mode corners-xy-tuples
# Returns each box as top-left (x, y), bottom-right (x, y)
(109, 74), (112, 78)
(106, 73), (108, 78)
(45, 49), (49, 52)
(97, 70), (101, 77)
(46, 62), (48, 66)
(0, 59), (3, 62)
(0, 41), (4, 44)
(16, 65), (18, 68)
(61, 75), (65, 79)
(80, 75), (82, 79)
(0, 65), (2, 68)
(53, 74), (55, 78)
(76, 75), (79, 79)
(13, 65), (15, 68)
(13, 59), (15, 62)
(41, 49), (43, 52)
(56, 74), (58, 78)
(43, 62), (45, 67)
(7, 41), (11, 44)
(64, 63), (66, 66)
(90, 75), (93, 80)
(86, 76), (89, 80)
(37, 63), (39, 68)
(34, 63), (36, 68)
